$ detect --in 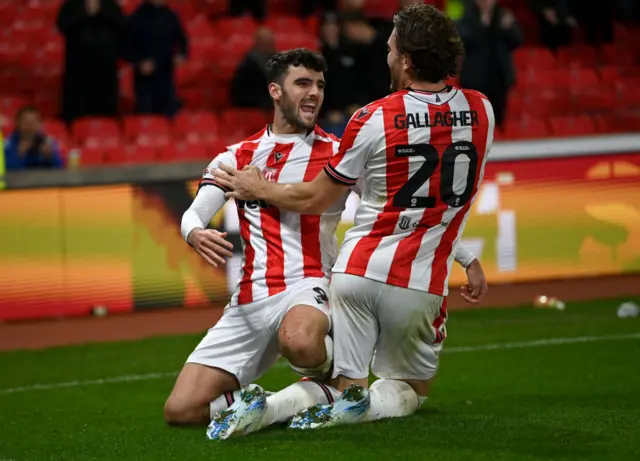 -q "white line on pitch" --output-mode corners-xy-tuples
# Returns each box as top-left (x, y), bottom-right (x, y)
(1, 332), (638, 395)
